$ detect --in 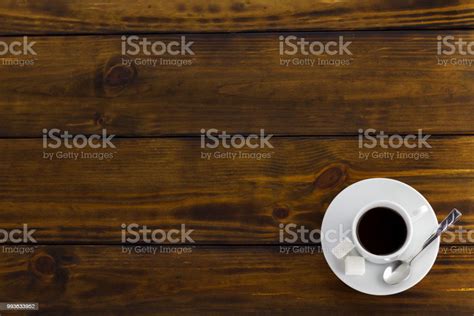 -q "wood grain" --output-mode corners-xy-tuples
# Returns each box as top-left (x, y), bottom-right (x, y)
(0, 245), (472, 315)
(0, 1), (472, 314)
(0, 32), (473, 137)
(0, 0), (473, 34)
(0, 137), (472, 244)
